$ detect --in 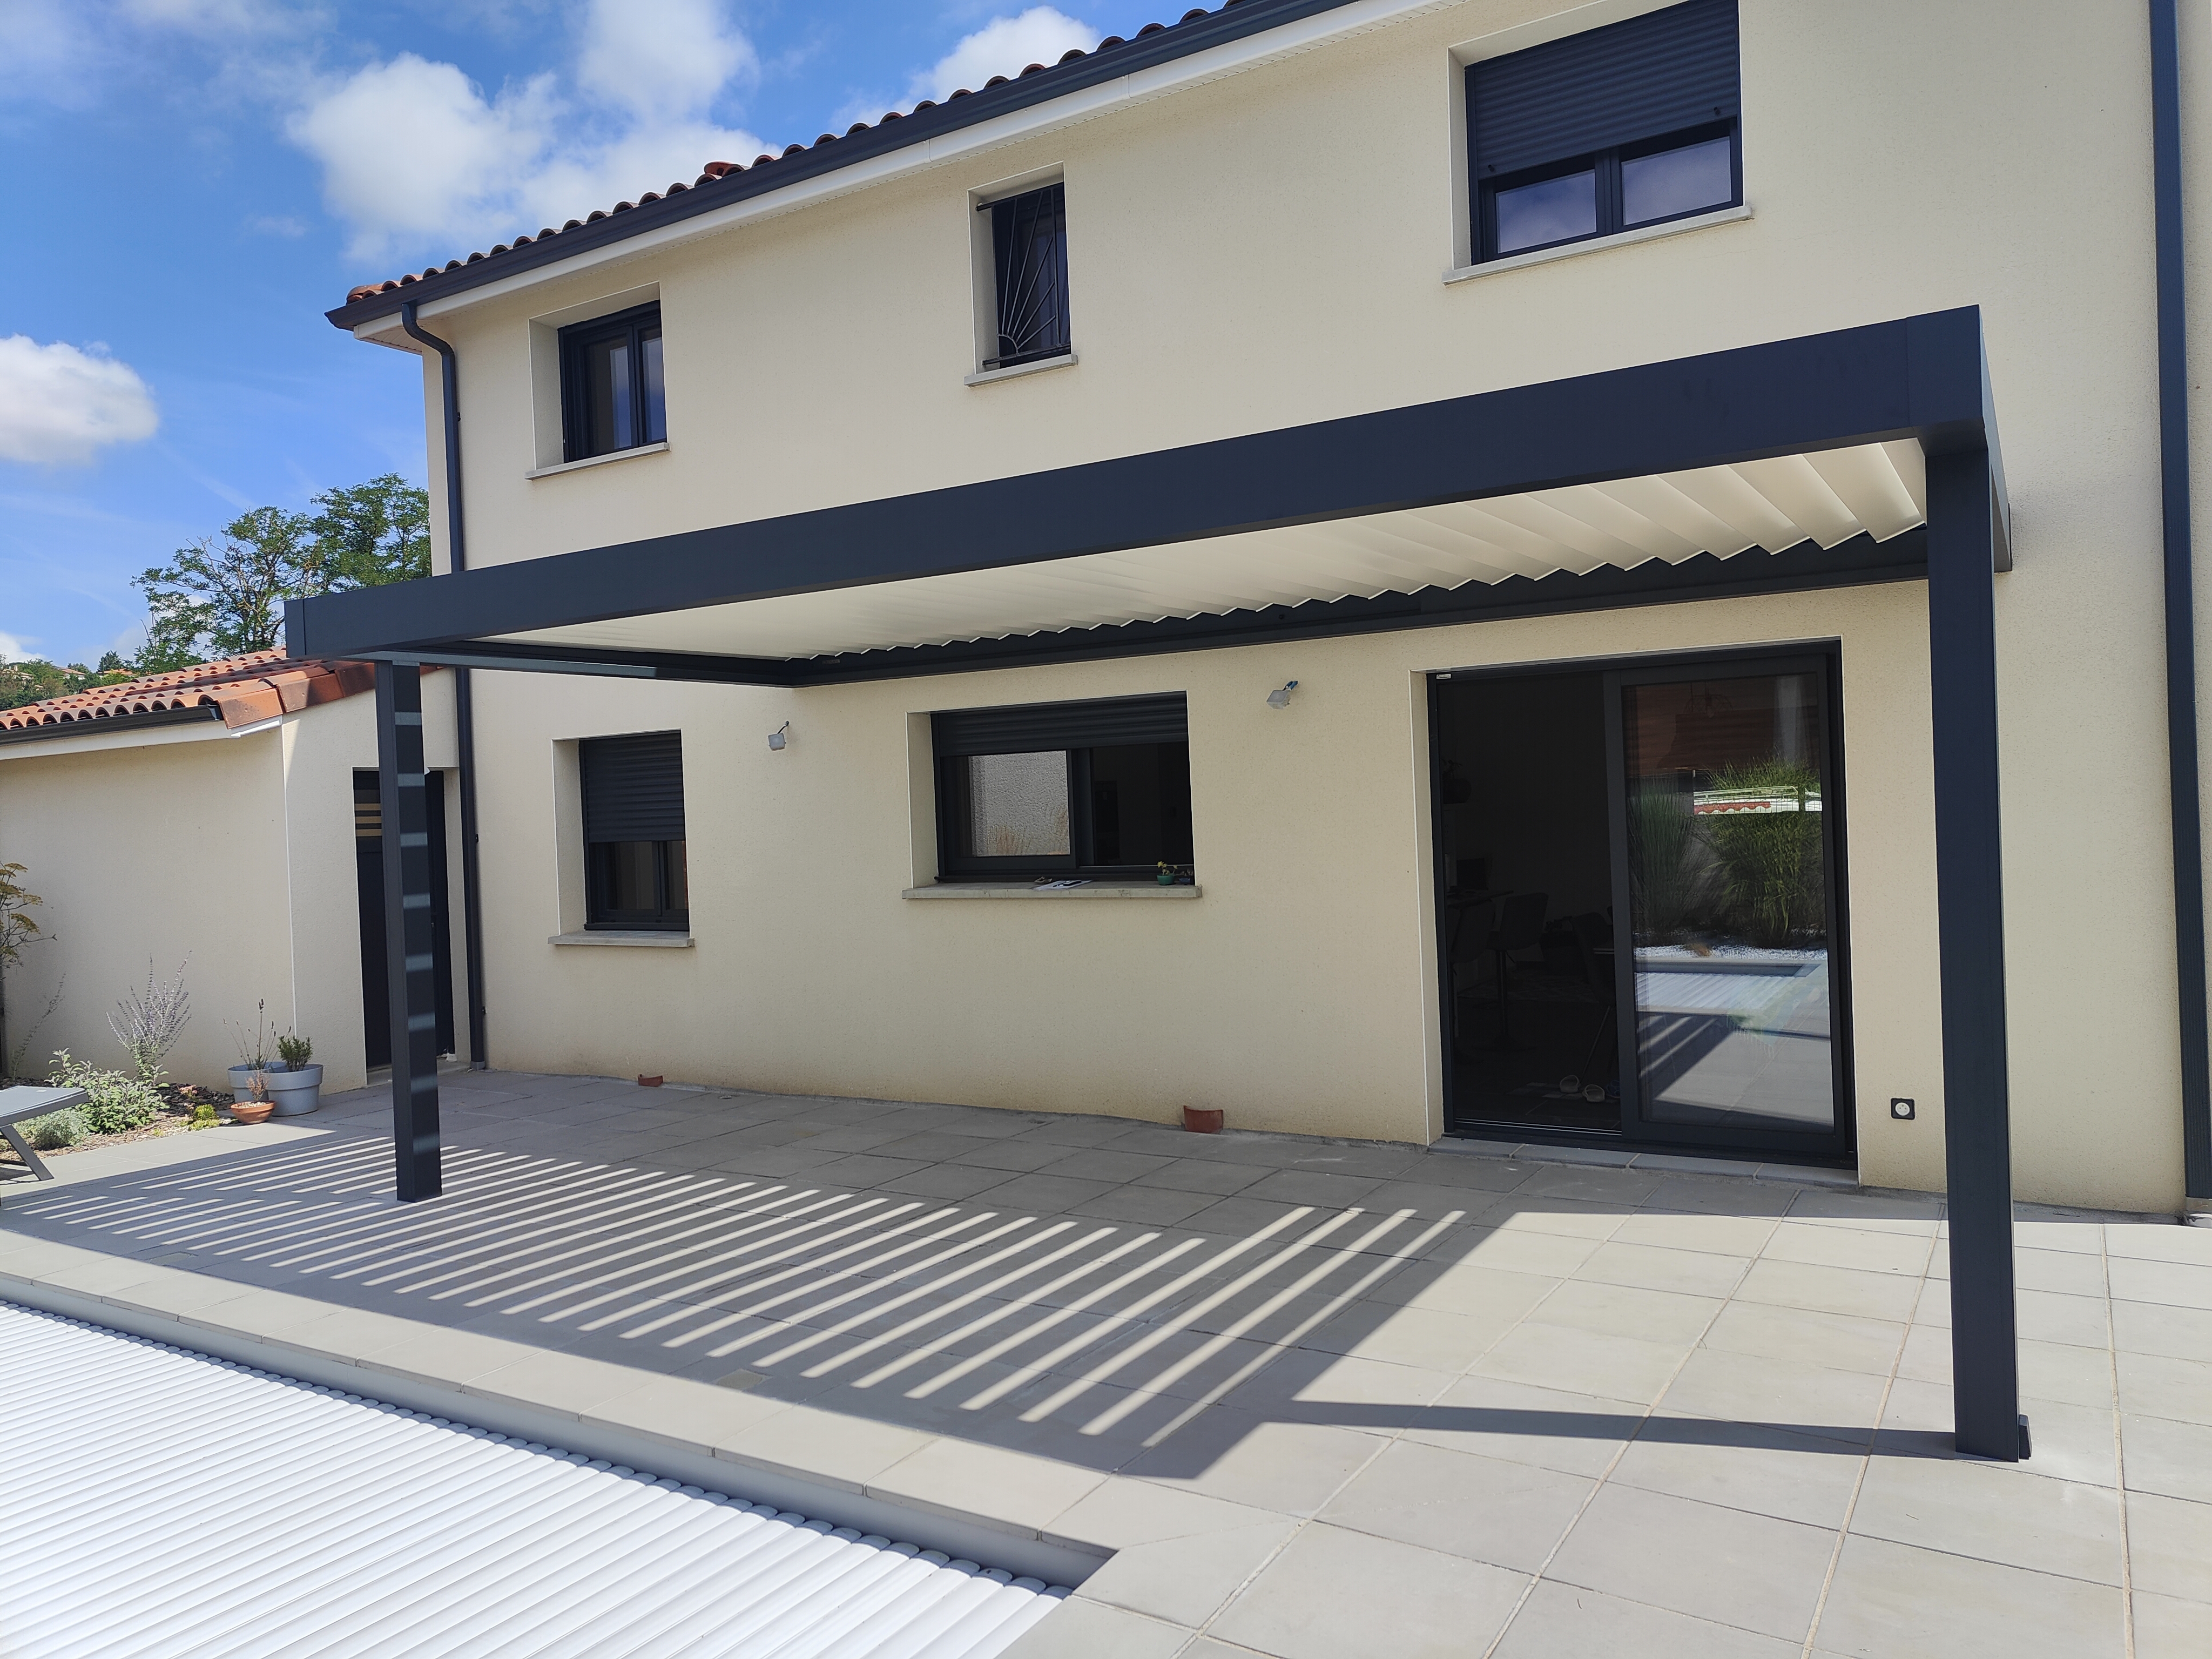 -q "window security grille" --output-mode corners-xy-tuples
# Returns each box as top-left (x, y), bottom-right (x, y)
(985, 184), (1071, 370)
(1469, 0), (1740, 262)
